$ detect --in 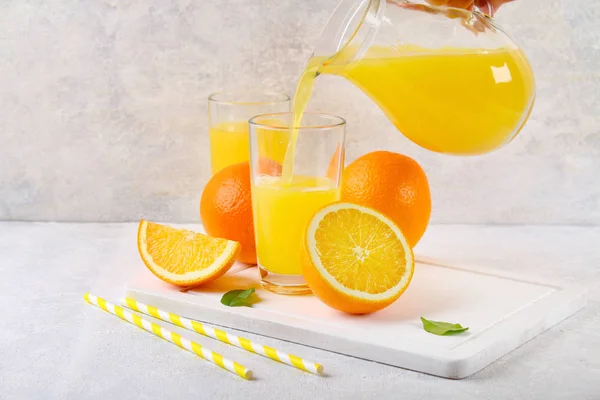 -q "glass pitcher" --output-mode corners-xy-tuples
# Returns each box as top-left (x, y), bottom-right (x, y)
(306, 0), (536, 155)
